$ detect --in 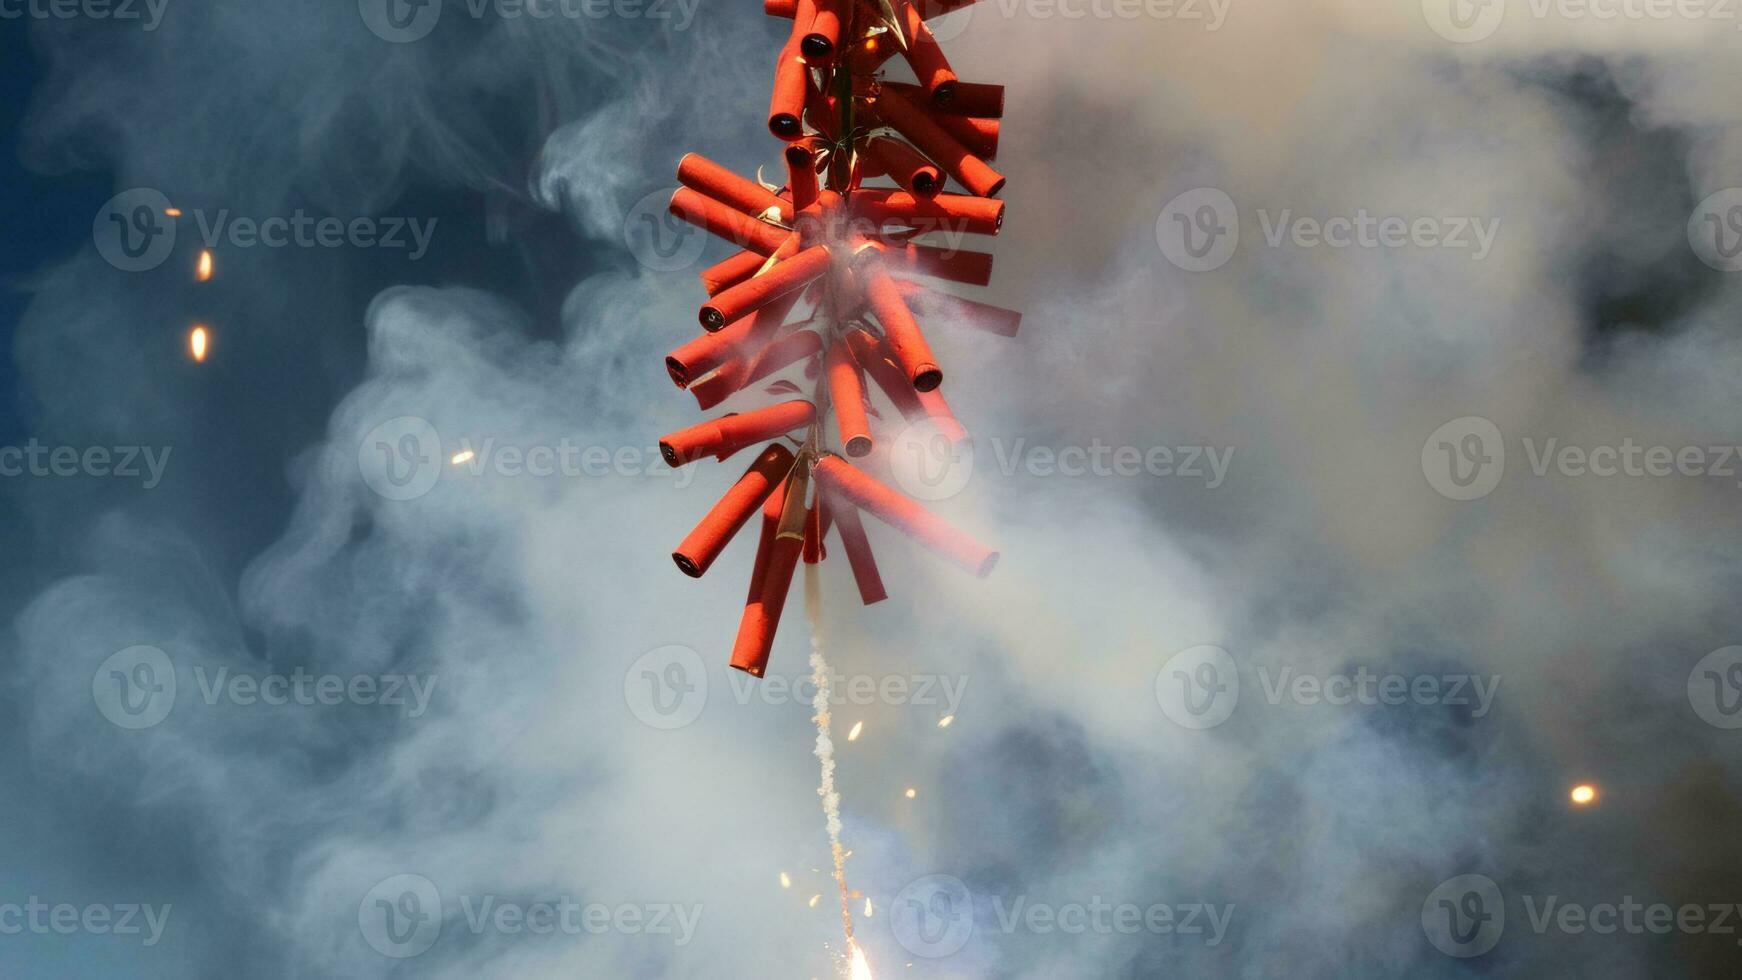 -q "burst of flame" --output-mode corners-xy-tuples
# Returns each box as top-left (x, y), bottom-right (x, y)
(849, 943), (875, 980)
(189, 325), (209, 362)
(847, 721), (863, 742)
(196, 249), (213, 281)
(1570, 784), (1598, 806)
(937, 715), (954, 728)
(451, 450), (475, 465)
